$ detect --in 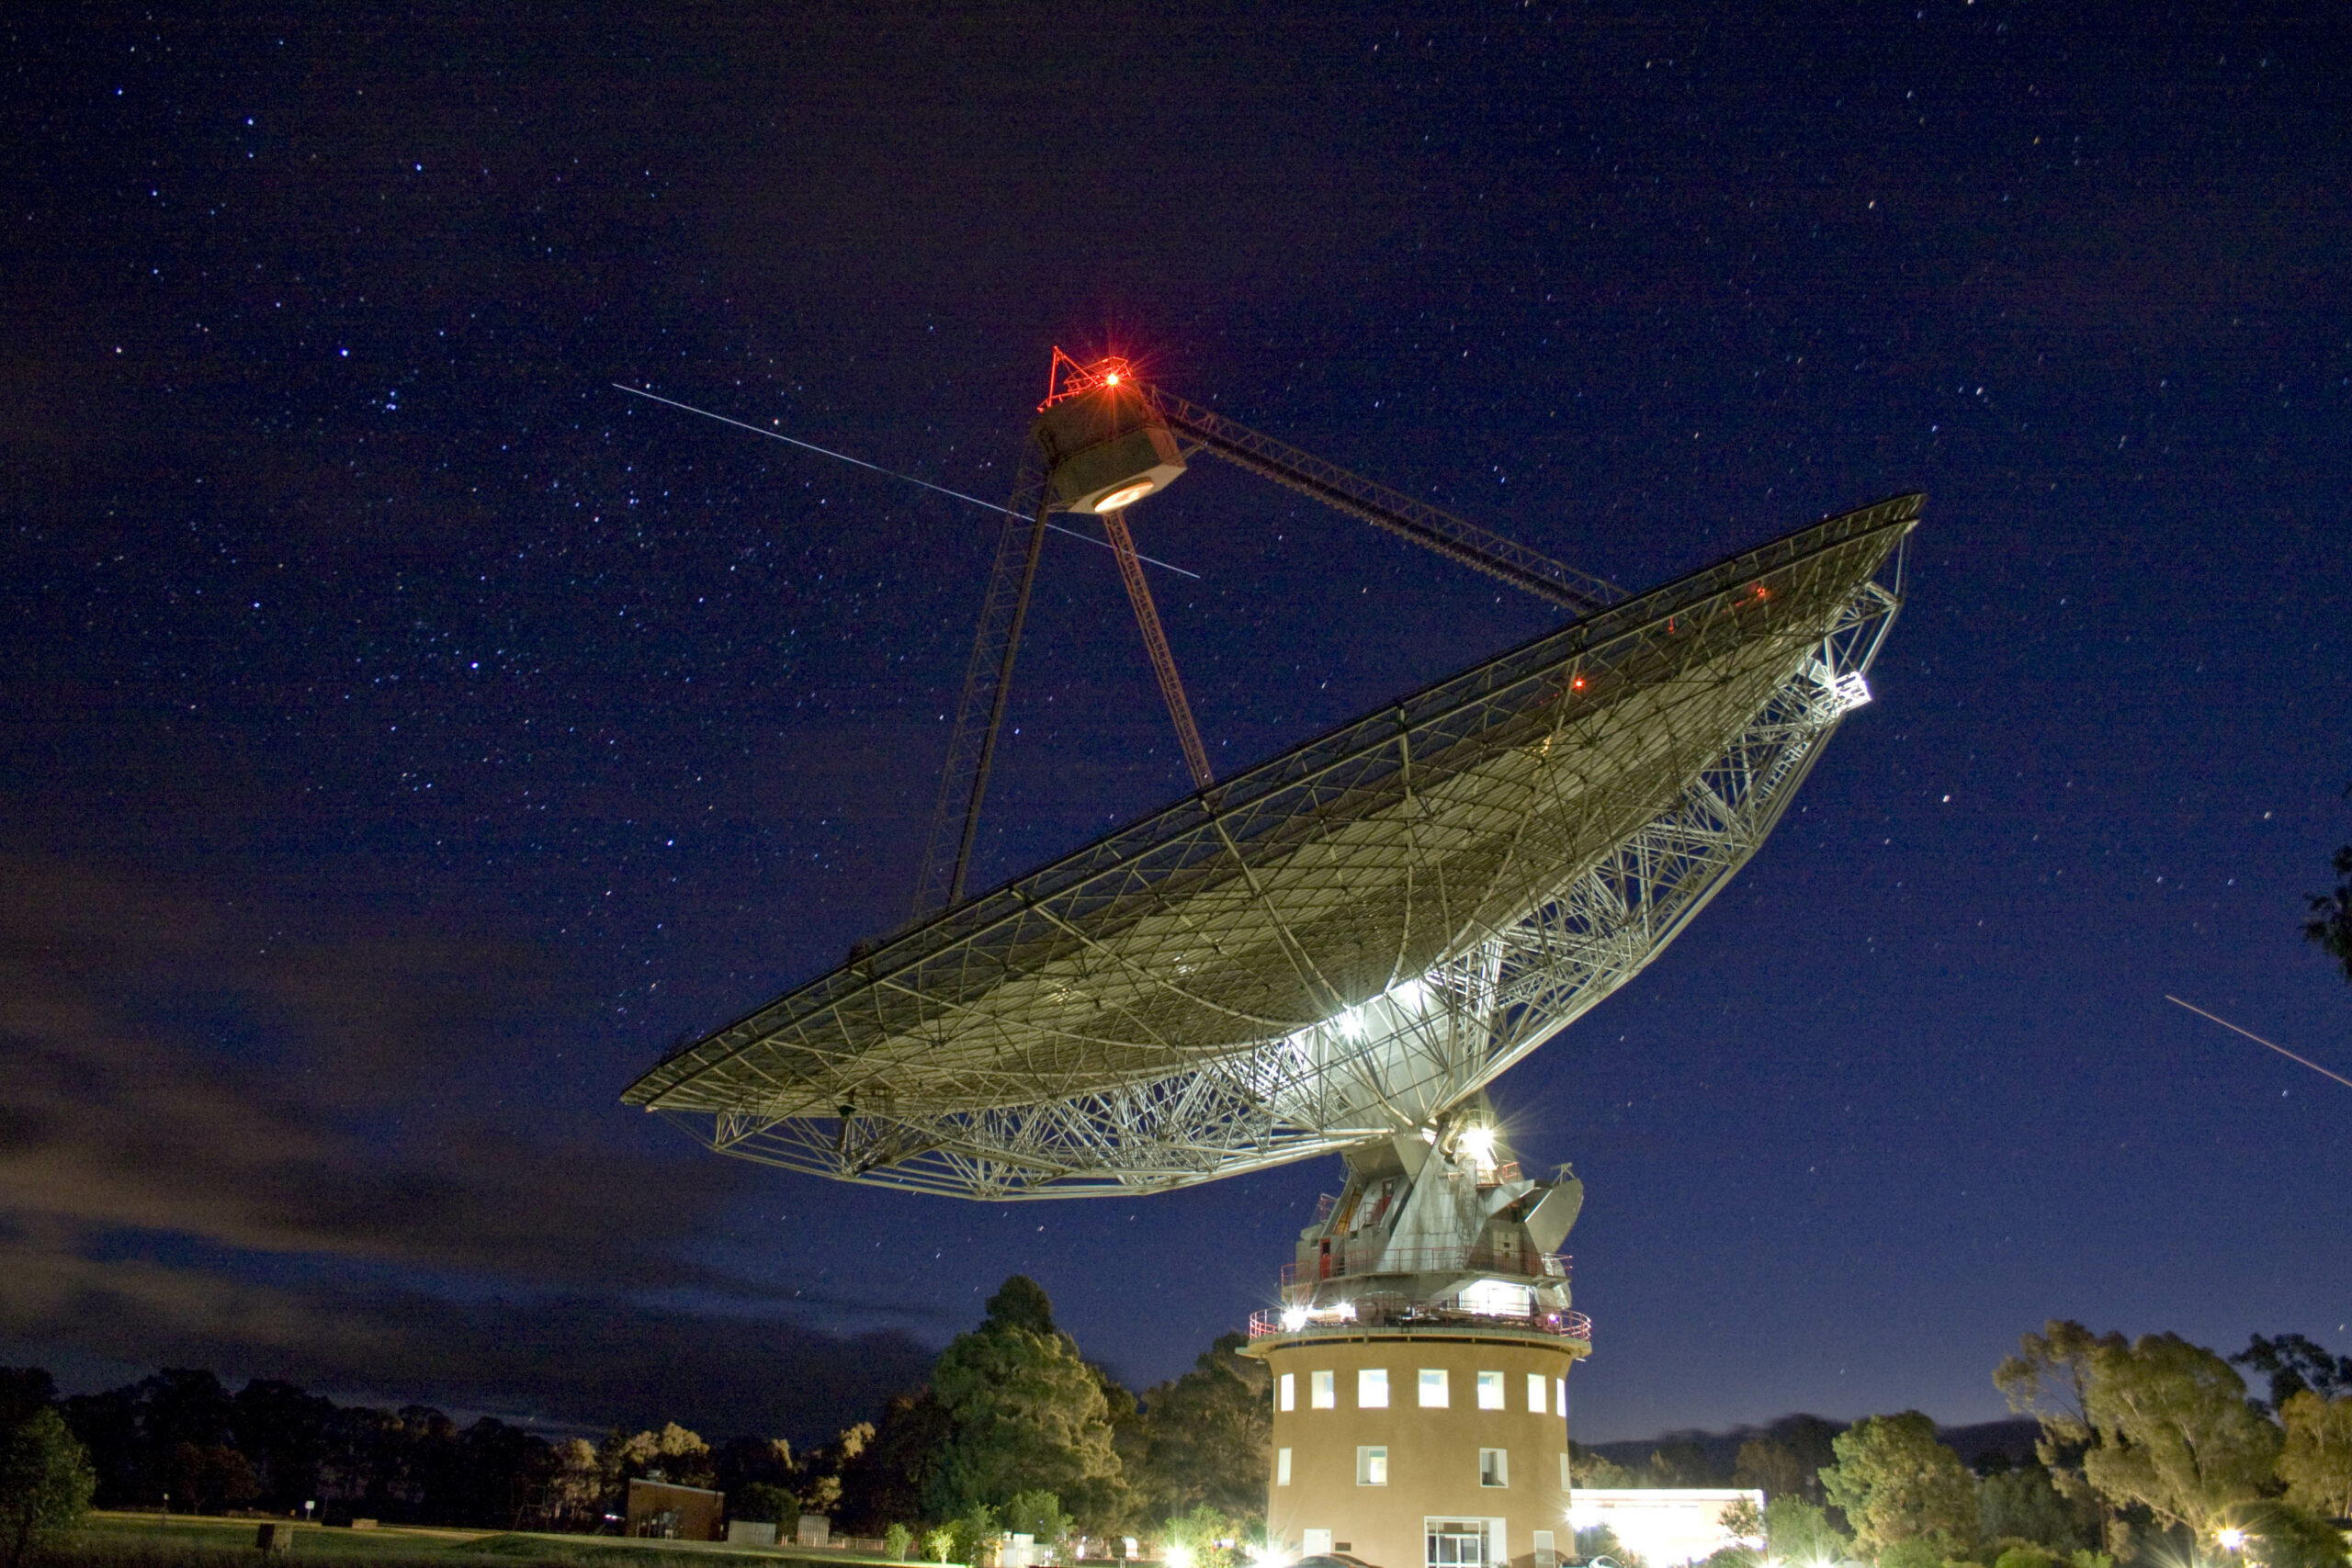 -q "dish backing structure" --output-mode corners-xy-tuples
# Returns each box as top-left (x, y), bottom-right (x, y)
(623, 359), (1916, 1205)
